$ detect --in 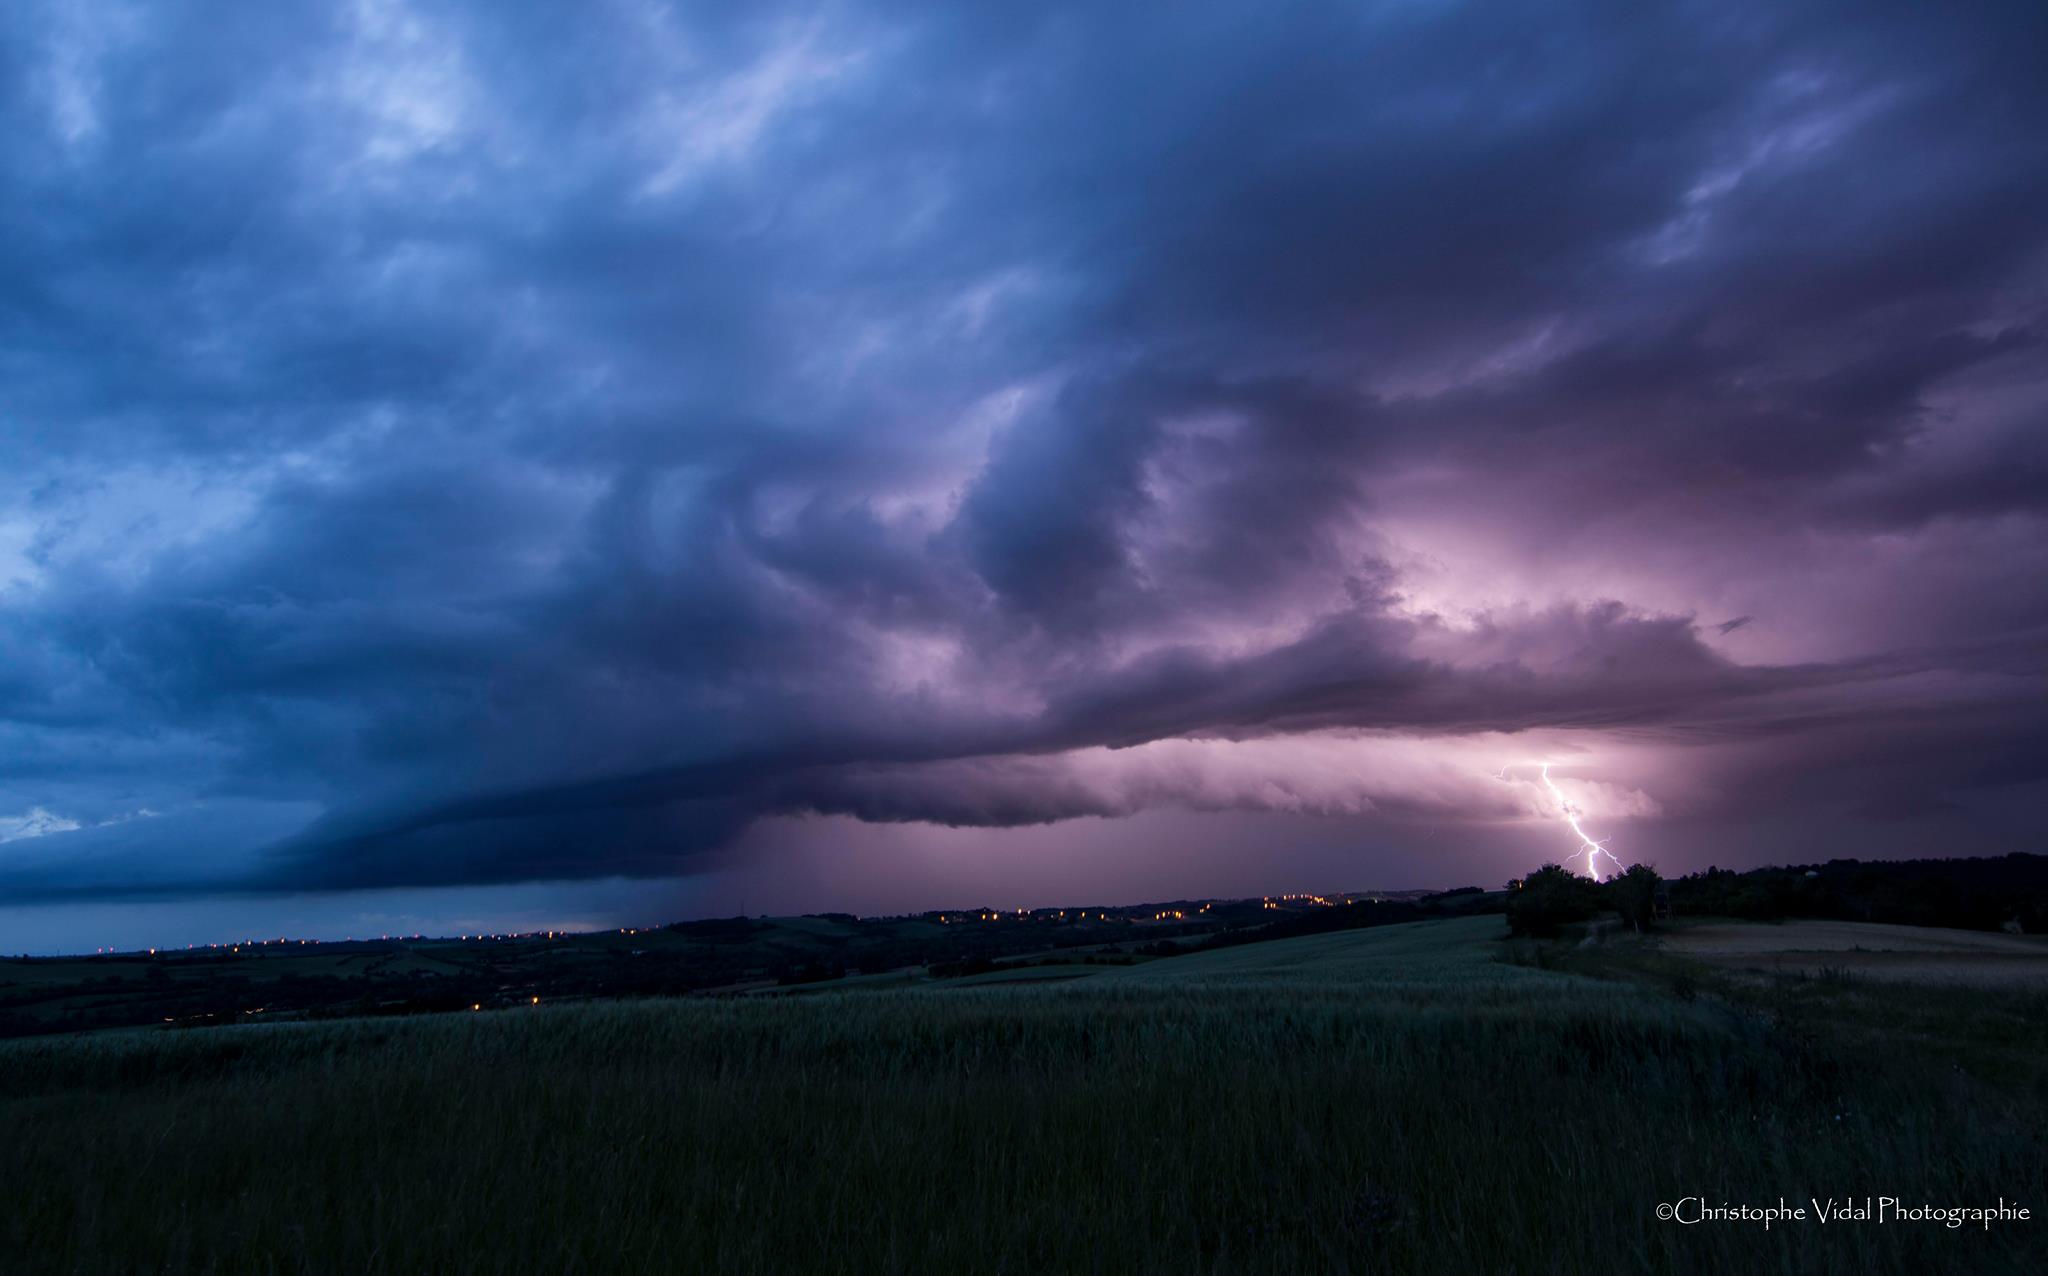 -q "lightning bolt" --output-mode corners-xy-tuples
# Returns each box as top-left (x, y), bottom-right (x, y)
(1538, 763), (1625, 881)
(1494, 762), (1628, 880)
